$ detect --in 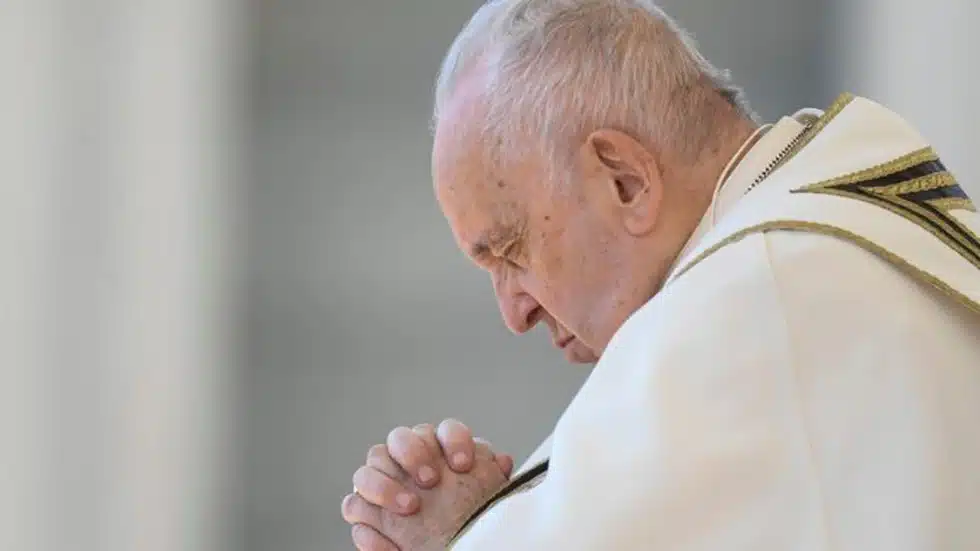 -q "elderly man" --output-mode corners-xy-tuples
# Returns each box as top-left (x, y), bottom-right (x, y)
(342, 0), (980, 549)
